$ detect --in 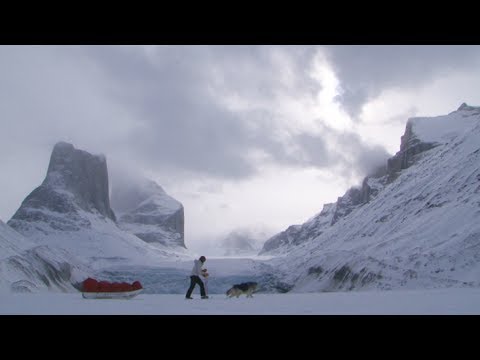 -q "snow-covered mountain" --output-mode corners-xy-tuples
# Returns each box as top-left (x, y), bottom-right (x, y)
(111, 178), (185, 248)
(0, 219), (90, 293)
(8, 142), (189, 269)
(9, 141), (116, 234)
(261, 103), (480, 292)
